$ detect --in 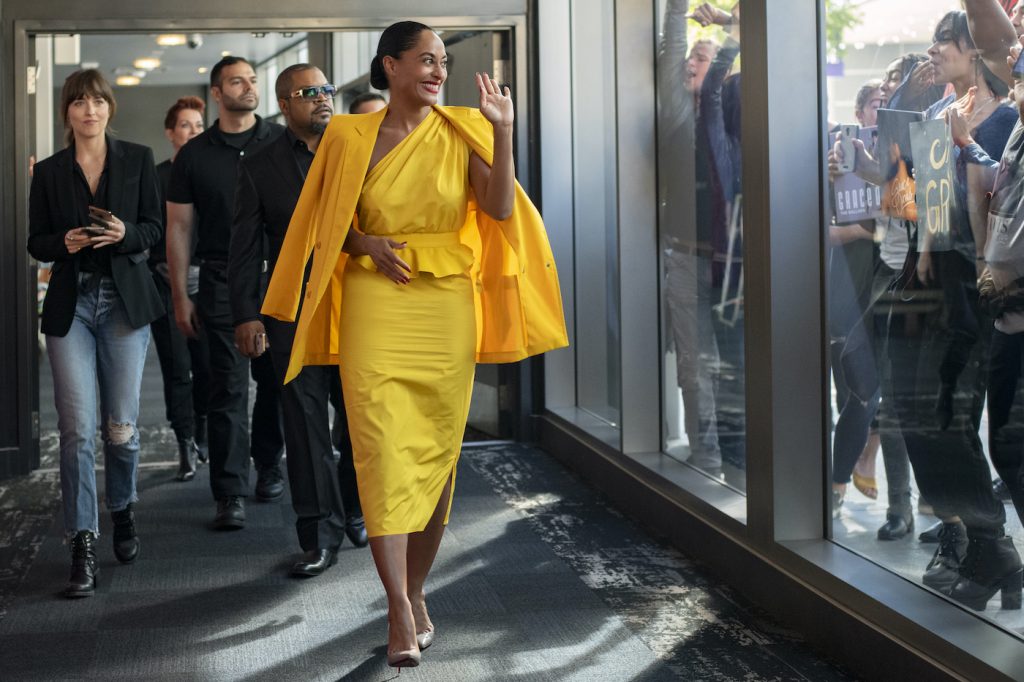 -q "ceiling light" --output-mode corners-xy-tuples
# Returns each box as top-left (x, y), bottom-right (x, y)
(133, 57), (161, 70)
(197, 67), (208, 74)
(221, 50), (231, 57)
(116, 75), (141, 87)
(156, 34), (187, 47)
